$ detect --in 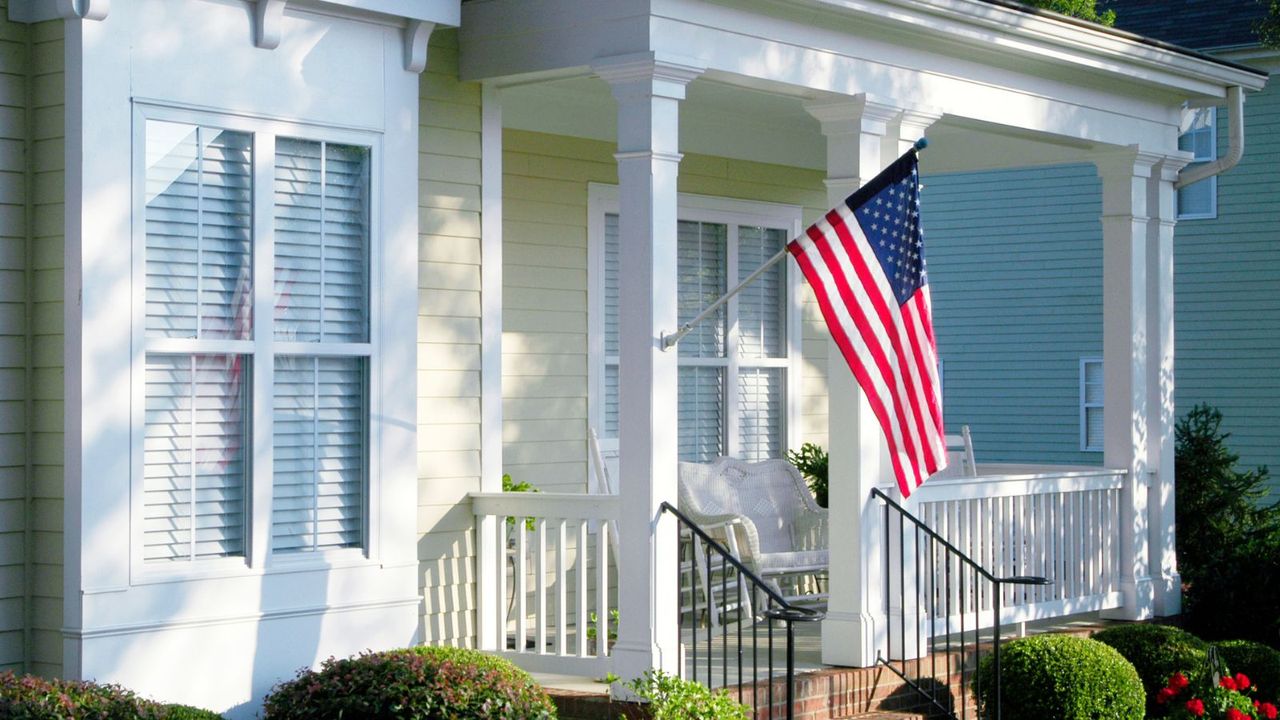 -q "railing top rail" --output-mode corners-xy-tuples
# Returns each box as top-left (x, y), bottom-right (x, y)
(870, 488), (1050, 587)
(470, 491), (622, 521)
(659, 501), (824, 620)
(914, 470), (1125, 503)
